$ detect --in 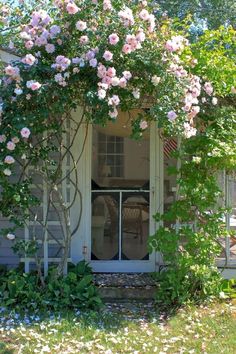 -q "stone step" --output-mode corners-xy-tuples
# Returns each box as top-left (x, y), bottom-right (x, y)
(94, 273), (157, 301)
